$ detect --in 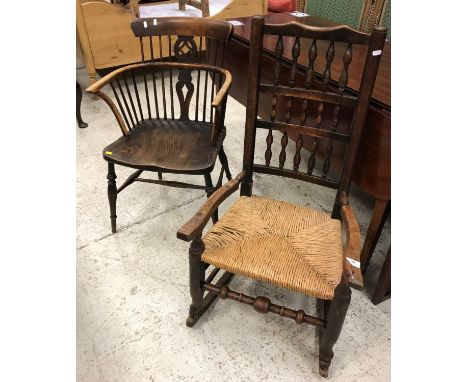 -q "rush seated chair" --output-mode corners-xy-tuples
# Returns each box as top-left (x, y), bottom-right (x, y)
(86, 17), (233, 233)
(177, 15), (386, 377)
